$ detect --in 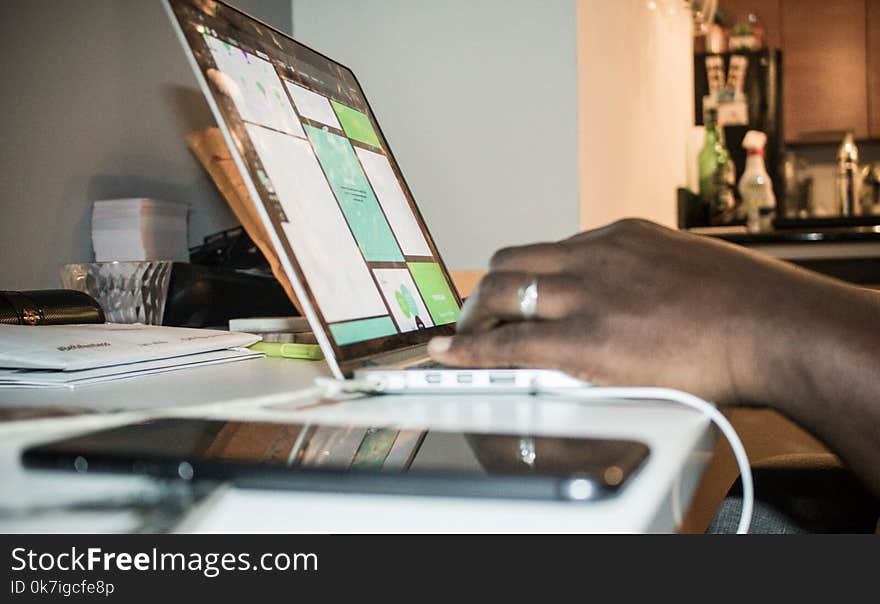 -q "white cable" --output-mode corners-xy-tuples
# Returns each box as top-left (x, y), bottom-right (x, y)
(313, 377), (753, 534)
(539, 386), (753, 535)
(314, 376), (385, 398)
